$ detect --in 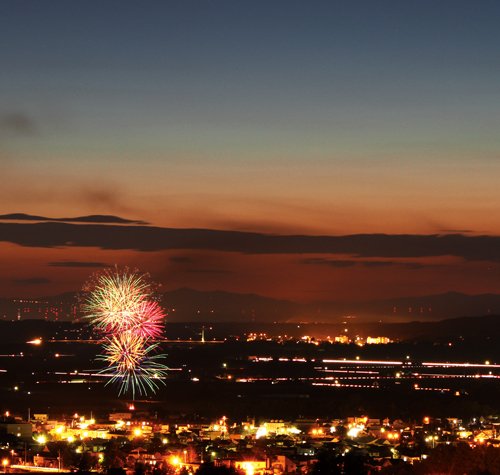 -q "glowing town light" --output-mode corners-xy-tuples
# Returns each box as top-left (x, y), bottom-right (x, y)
(255, 426), (268, 439)
(36, 435), (47, 444)
(170, 456), (181, 467)
(347, 427), (361, 438)
(241, 462), (255, 475)
(27, 338), (42, 345)
(322, 359), (403, 365)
